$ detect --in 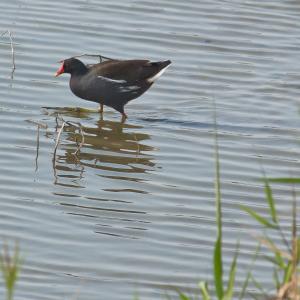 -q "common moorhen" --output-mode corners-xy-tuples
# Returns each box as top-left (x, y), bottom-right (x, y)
(55, 57), (171, 121)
